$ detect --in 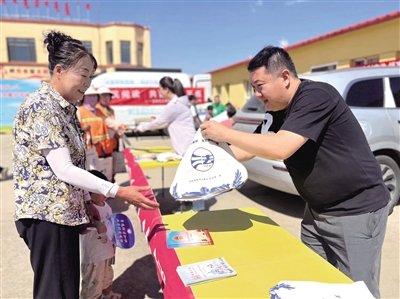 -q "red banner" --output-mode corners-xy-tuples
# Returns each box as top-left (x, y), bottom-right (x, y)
(34, 0), (39, 7)
(44, 0), (48, 6)
(352, 59), (400, 68)
(109, 87), (205, 106)
(123, 149), (195, 299)
(85, 3), (90, 10)
(23, 0), (28, 8)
